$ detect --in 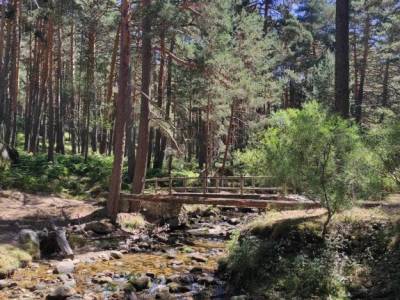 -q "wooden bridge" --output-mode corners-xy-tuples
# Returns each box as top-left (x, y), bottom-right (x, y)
(121, 176), (319, 209)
